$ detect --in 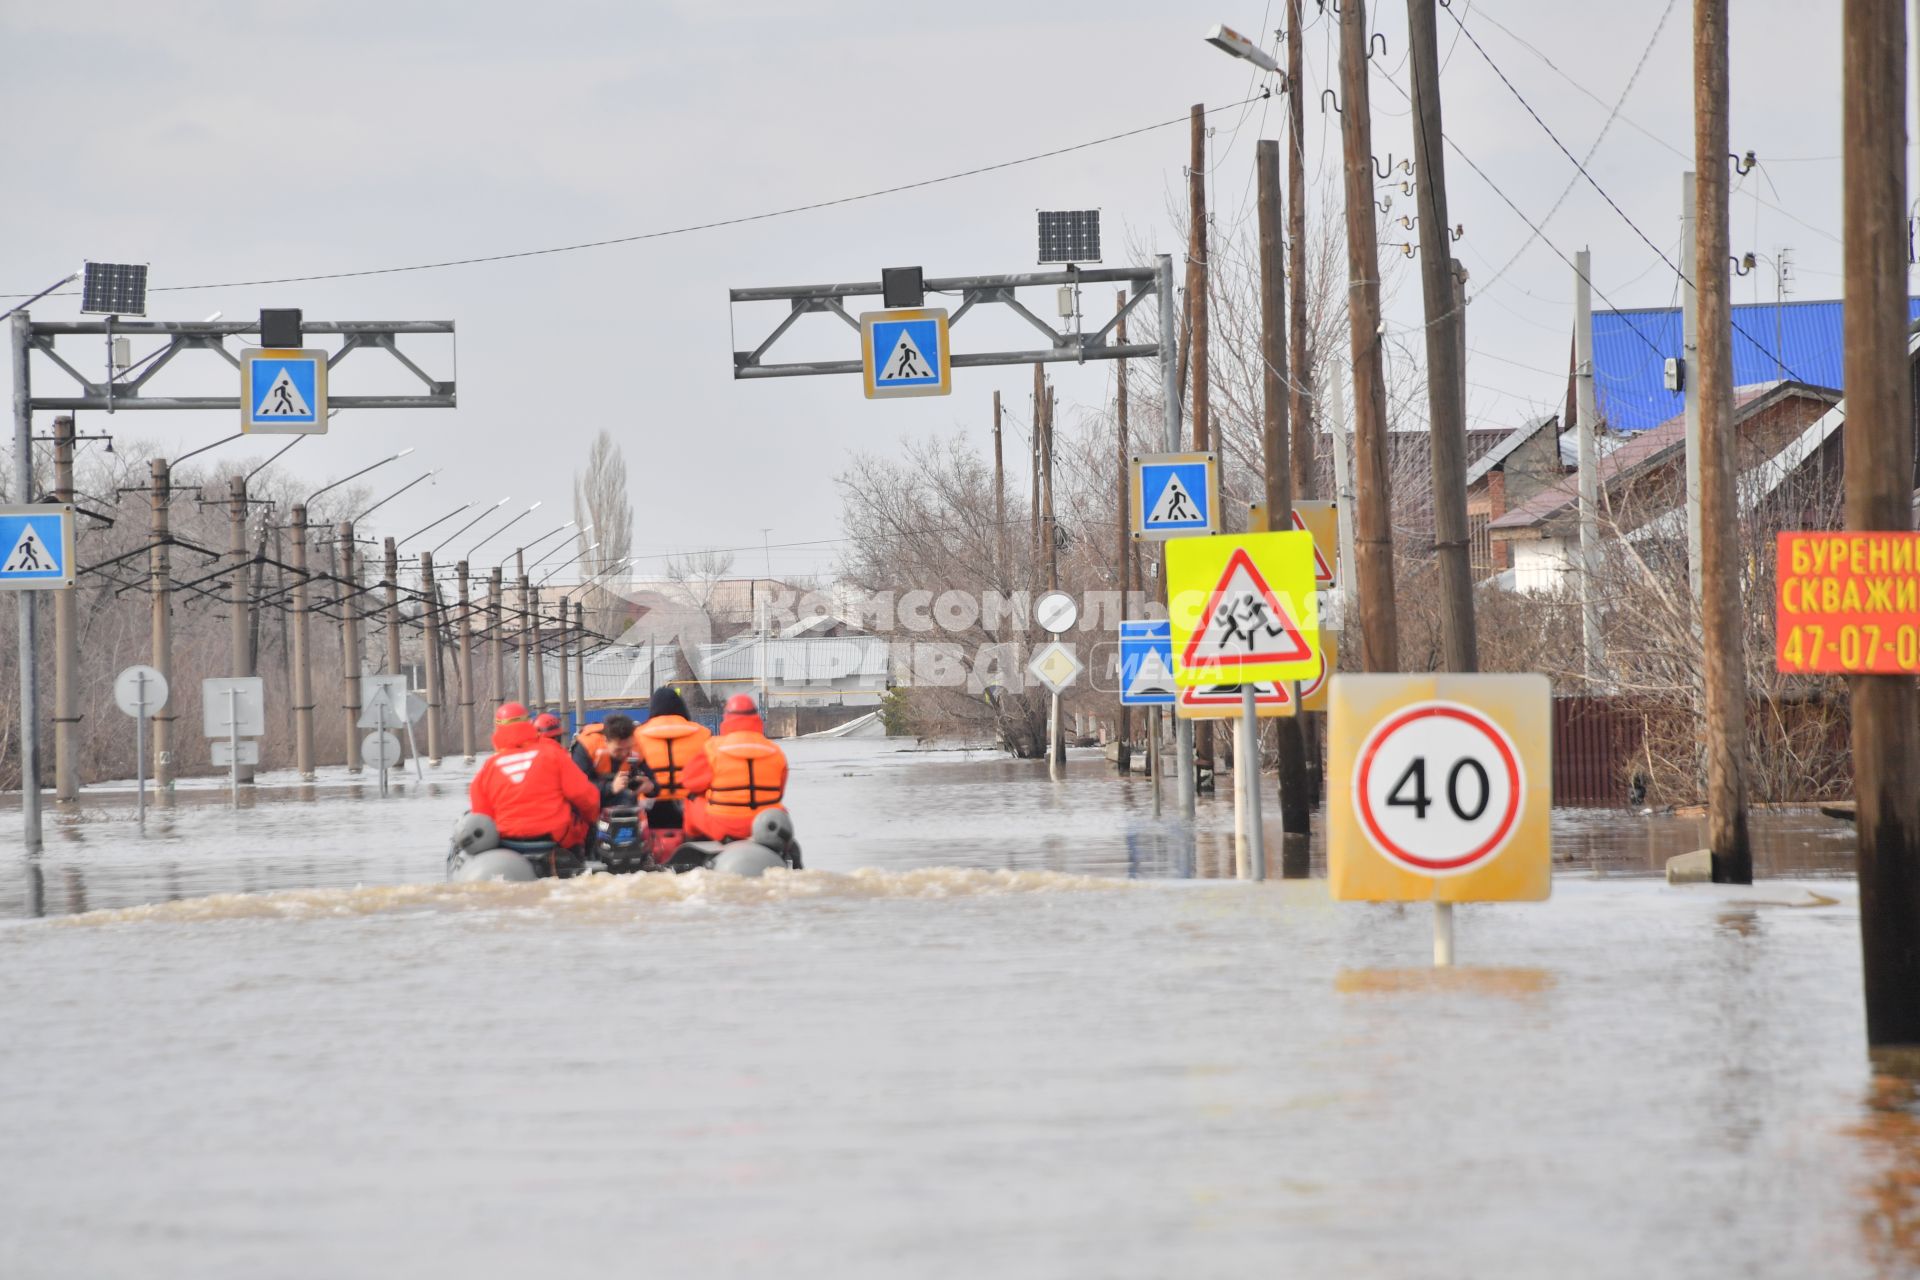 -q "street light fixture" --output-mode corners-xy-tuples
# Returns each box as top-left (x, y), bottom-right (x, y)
(356, 468), (443, 523)
(431, 496), (512, 556)
(1205, 22), (1281, 74)
(400, 501), (472, 547)
(534, 540), (601, 585)
(468, 500), (542, 560)
(306, 446), (416, 506)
